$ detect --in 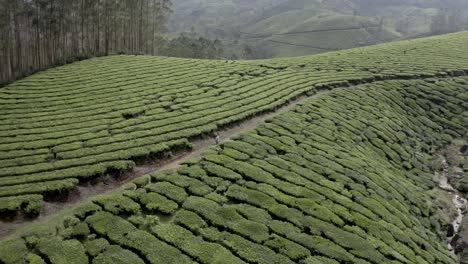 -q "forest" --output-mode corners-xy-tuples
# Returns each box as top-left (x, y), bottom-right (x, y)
(0, 0), (171, 85)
